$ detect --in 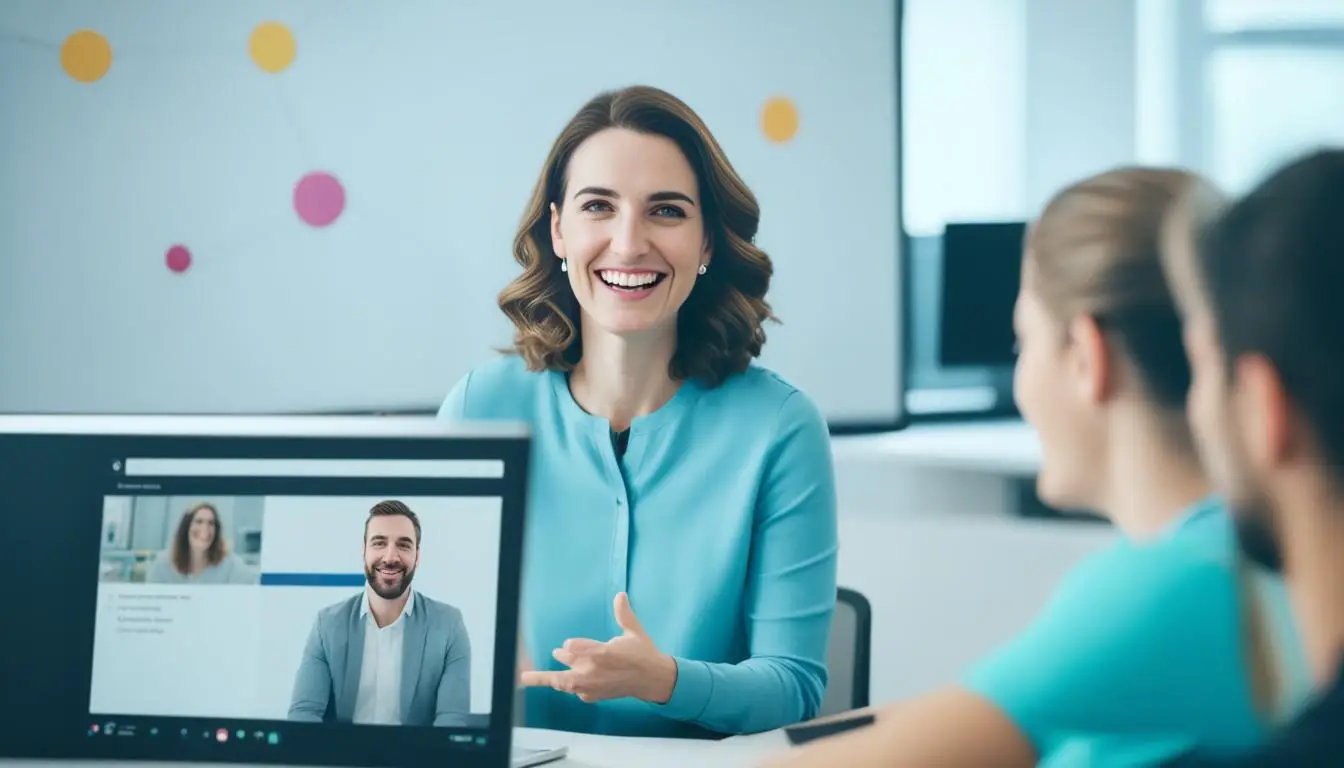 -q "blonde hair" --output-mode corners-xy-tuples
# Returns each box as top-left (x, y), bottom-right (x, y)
(1161, 178), (1286, 722)
(1026, 167), (1197, 410)
(1159, 175), (1229, 319)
